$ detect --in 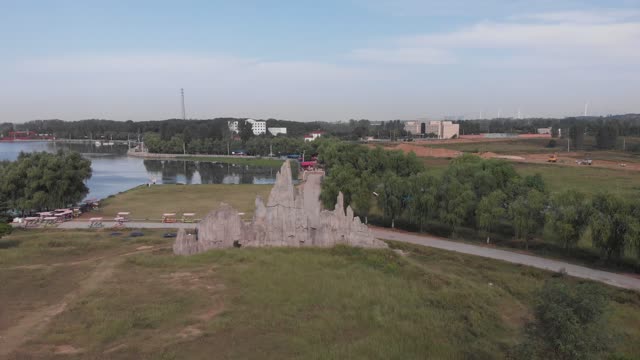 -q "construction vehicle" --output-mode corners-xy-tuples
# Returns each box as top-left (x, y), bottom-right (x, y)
(547, 153), (558, 163)
(577, 153), (592, 165)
